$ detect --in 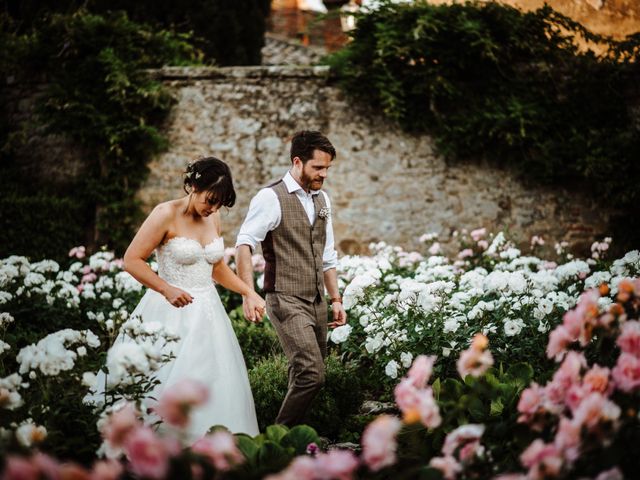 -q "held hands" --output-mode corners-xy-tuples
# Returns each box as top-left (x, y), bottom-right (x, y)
(163, 285), (194, 308)
(328, 301), (347, 328)
(242, 291), (266, 324)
